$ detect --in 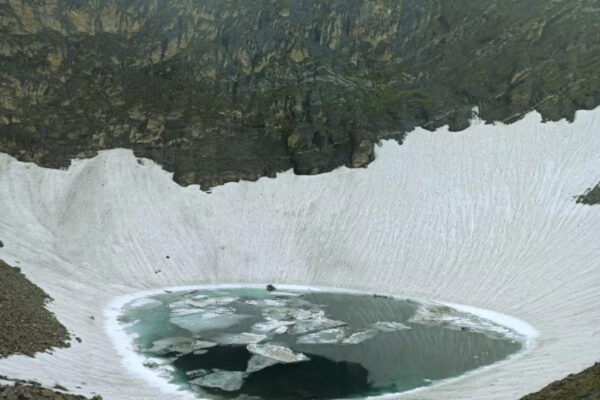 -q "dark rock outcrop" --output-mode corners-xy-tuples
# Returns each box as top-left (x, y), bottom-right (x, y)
(519, 362), (600, 400)
(577, 182), (600, 205)
(0, 381), (100, 400)
(1, 0), (599, 189)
